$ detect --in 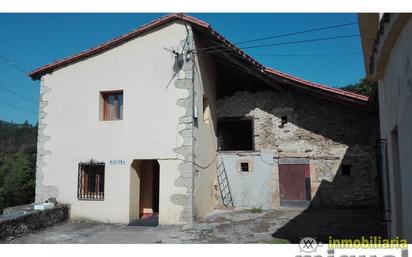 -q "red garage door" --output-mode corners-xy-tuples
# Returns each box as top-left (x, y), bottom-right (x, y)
(279, 164), (311, 207)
